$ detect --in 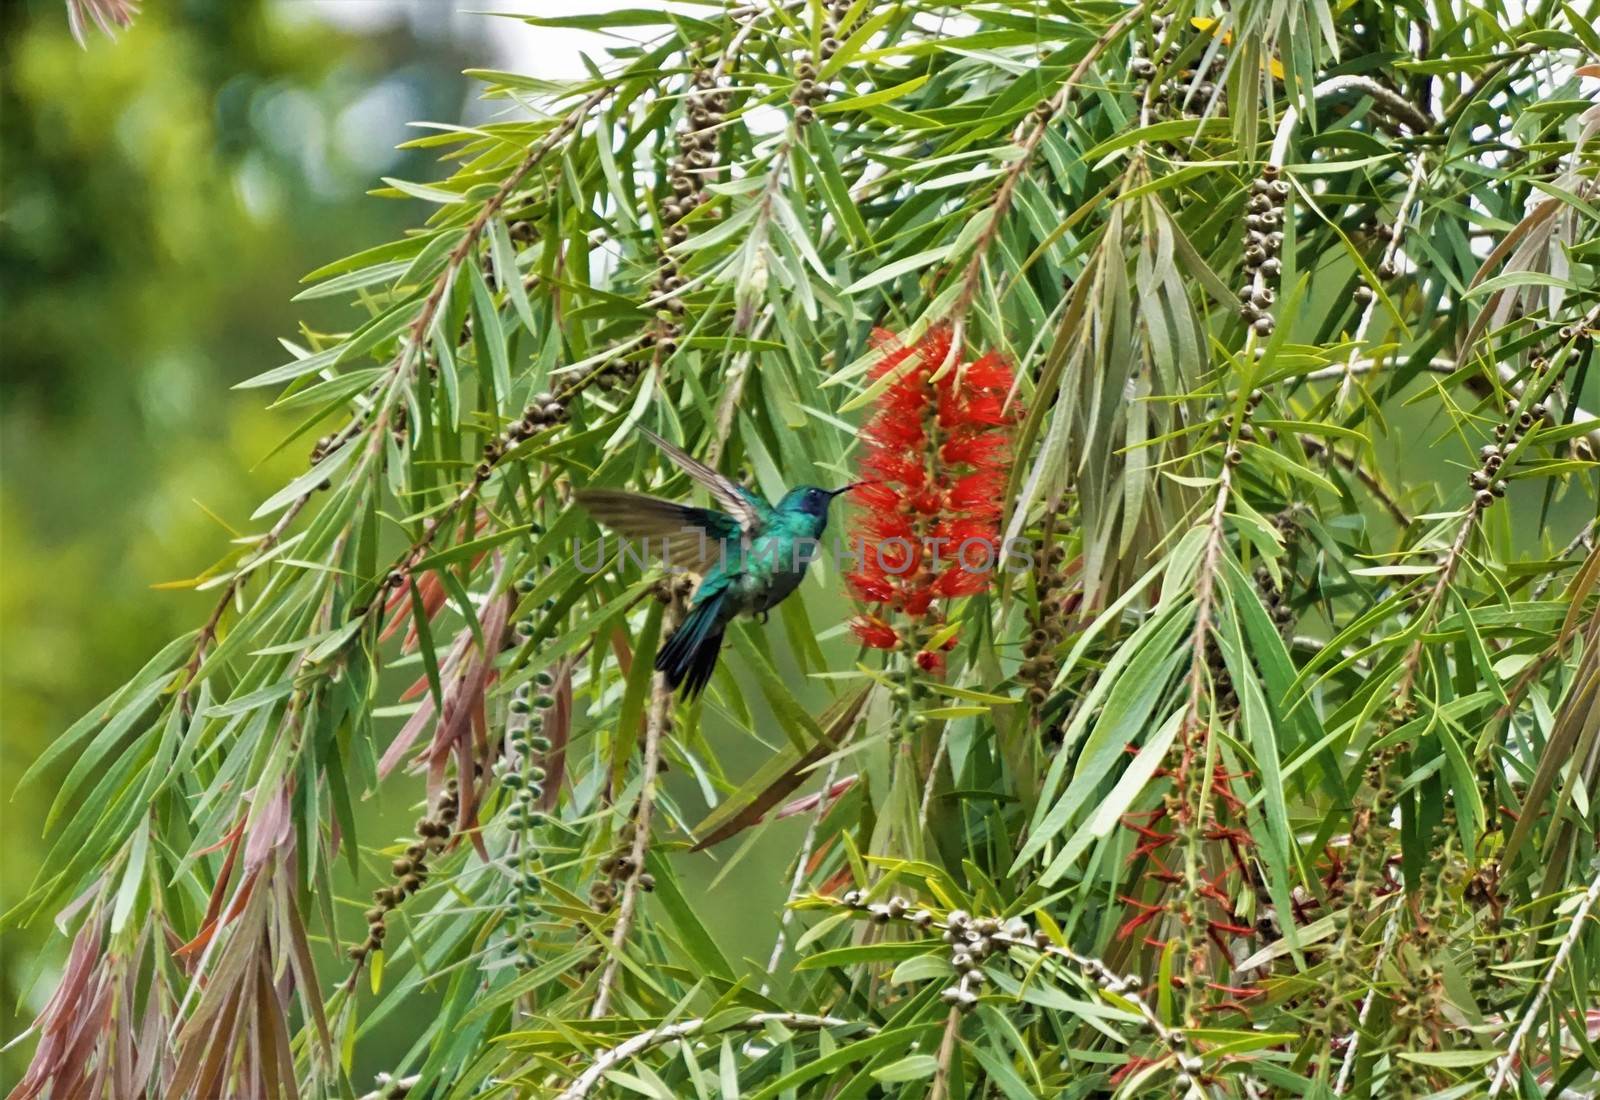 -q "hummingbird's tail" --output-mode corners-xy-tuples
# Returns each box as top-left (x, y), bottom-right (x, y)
(655, 591), (727, 699)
